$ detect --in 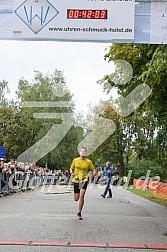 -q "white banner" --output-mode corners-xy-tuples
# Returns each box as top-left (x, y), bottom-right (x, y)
(13, 0), (135, 41)
(150, 2), (167, 44)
